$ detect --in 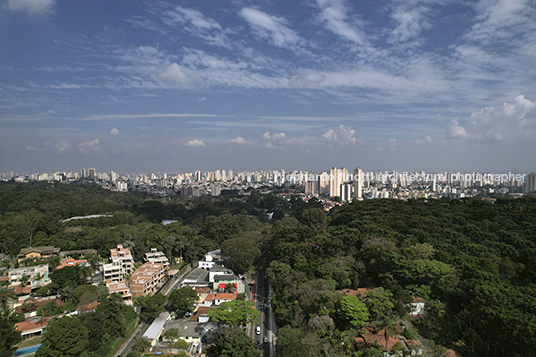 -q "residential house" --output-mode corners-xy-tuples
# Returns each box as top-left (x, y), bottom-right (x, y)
(15, 316), (52, 339)
(213, 293), (237, 306)
(404, 340), (423, 355)
(410, 297), (425, 316)
(56, 258), (89, 270)
(340, 288), (372, 298)
(130, 262), (166, 297)
(60, 249), (97, 259)
(106, 279), (132, 305)
(17, 246), (60, 264)
(355, 329), (403, 356)
(191, 306), (211, 323)
(9, 264), (49, 287)
(145, 248), (170, 268)
(198, 253), (216, 270)
(162, 320), (205, 344)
